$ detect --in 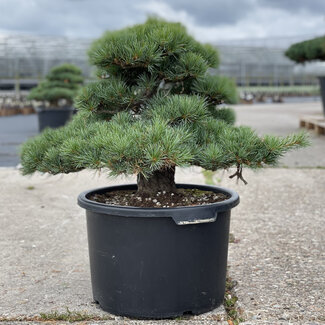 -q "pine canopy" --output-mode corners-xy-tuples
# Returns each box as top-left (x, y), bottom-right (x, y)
(21, 19), (308, 192)
(28, 63), (84, 106)
(285, 36), (325, 63)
